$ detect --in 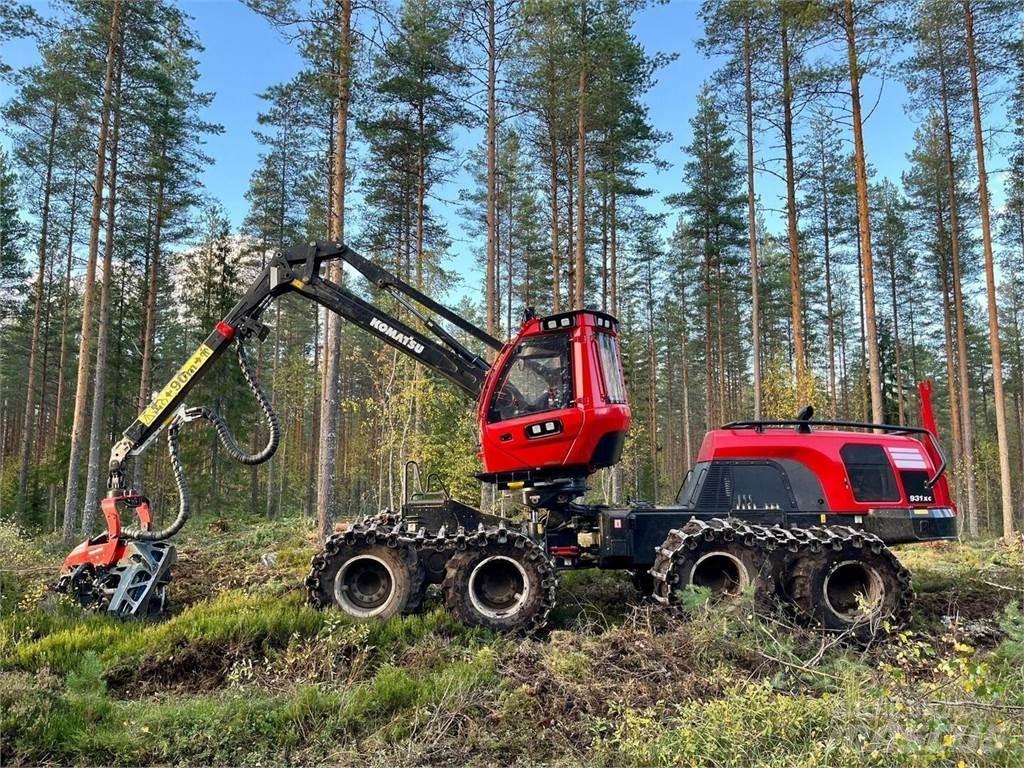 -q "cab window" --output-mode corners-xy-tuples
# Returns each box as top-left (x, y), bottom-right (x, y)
(595, 332), (627, 404)
(840, 444), (900, 502)
(488, 334), (572, 422)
